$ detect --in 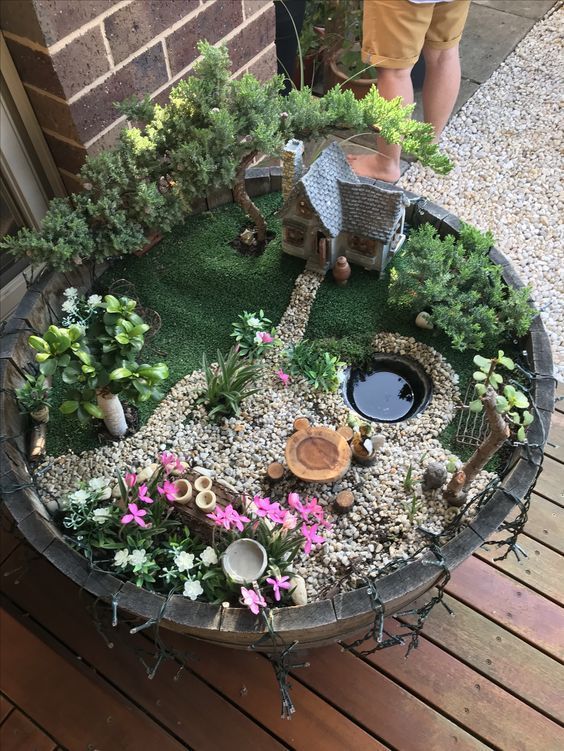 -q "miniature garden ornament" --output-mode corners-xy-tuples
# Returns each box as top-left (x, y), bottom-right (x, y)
(222, 539), (268, 584)
(172, 479), (192, 505)
(415, 312), (434, 330)
(289, 574), (308, 606)
(422, 461), (448, 491)
(194, 475), (213, 493)
(196, 490), (216, 512)
(332, 256), (351, 286)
